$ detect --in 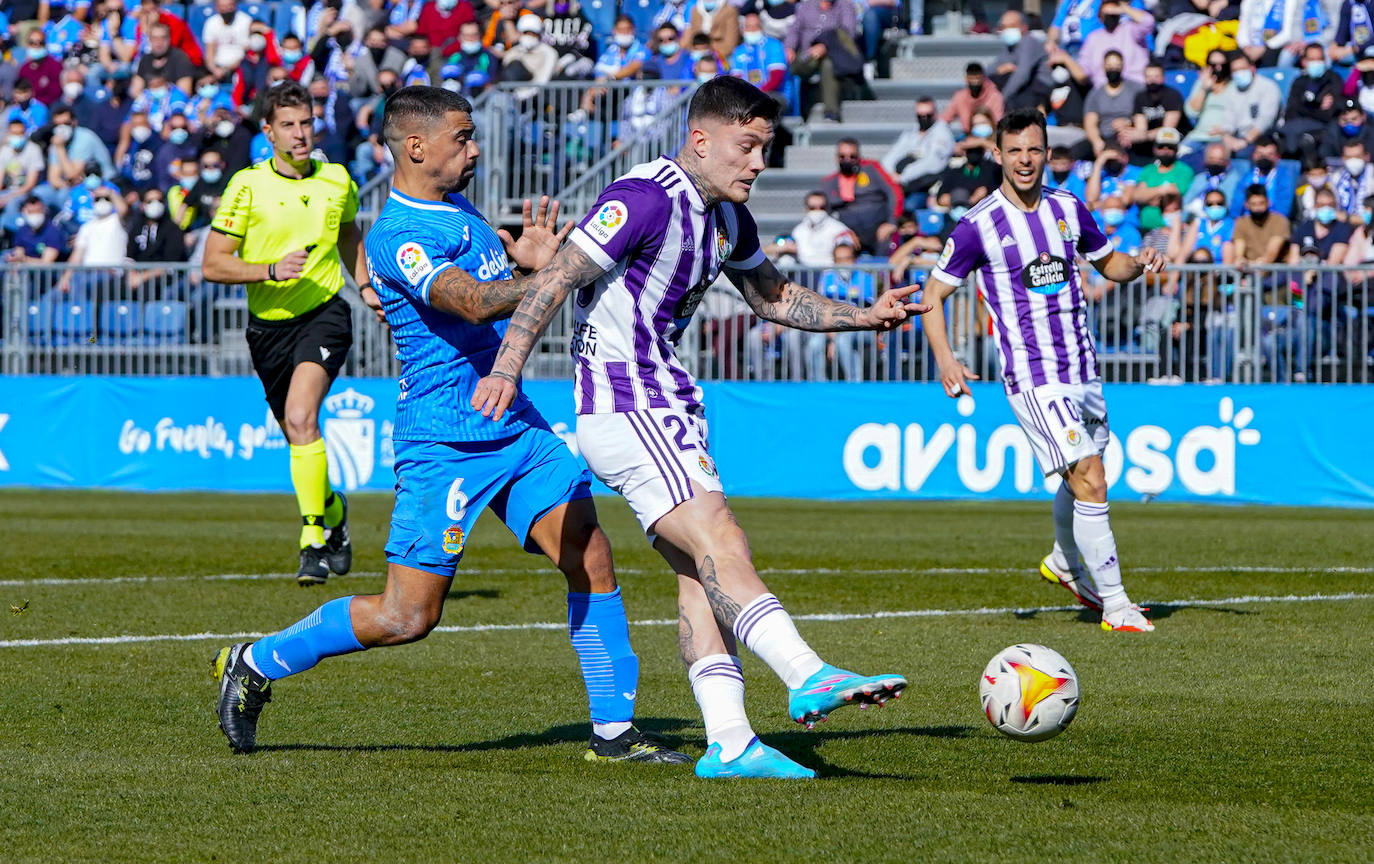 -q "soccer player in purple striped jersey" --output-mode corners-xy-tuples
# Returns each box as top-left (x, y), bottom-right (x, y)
(472, 77), (925, 779)
(919, 107), (1162, 633)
